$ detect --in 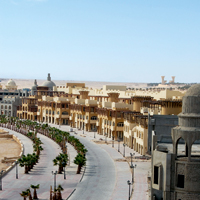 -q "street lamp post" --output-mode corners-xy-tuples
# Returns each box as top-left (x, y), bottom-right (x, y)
(15, 161), (18, 179)
(62, 162), (66, 180)
(59, 119), (61, 128)
(123, 143), (126, 157)
(94, 128), (96, 138)
(105, 133), (107, 144)
(65, 144), (67, 154)
(127, 180), (131, 200)
(0, 170), (4, 190)
(112, 136), (114, 148)
(130, 164), (137, 184)
(52, 171), (57, 190)
(83, 123), (84, 134)
(130, 153), (135, 166)
(118, 138), (120, 152)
